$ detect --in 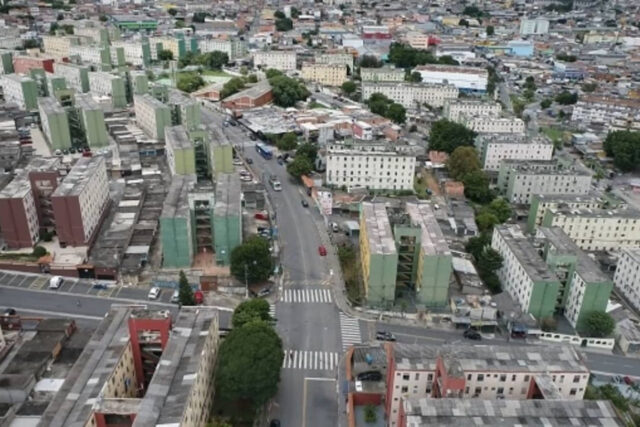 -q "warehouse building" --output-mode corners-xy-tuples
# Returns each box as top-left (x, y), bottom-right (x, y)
(412, 64), (488, 93)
